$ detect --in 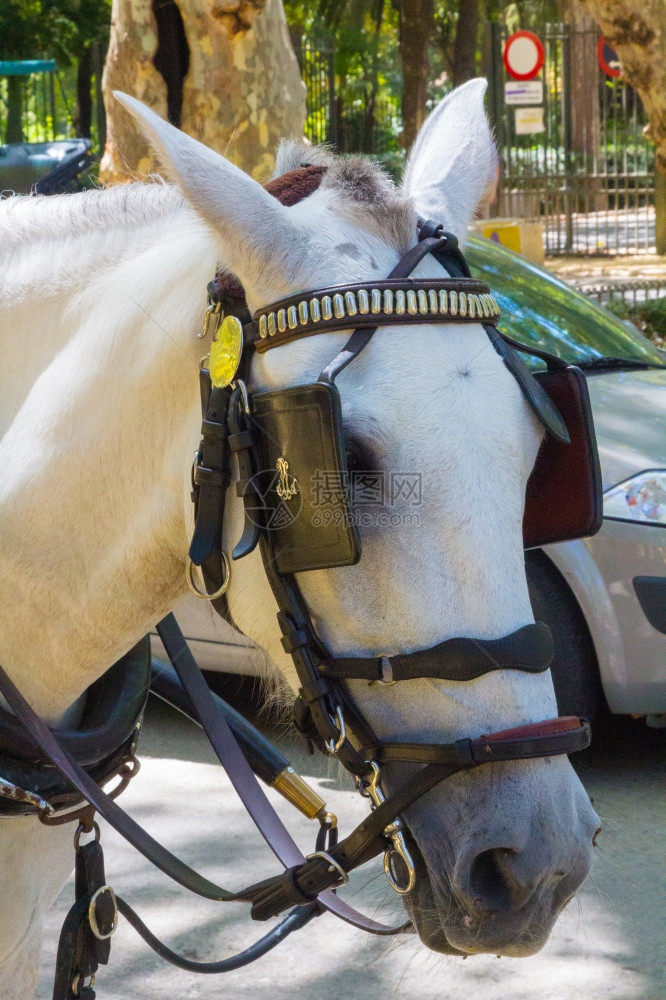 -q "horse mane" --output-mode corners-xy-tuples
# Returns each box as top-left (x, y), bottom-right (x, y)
(0, 180), (185, 251)
(0, 181), (195, 303)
